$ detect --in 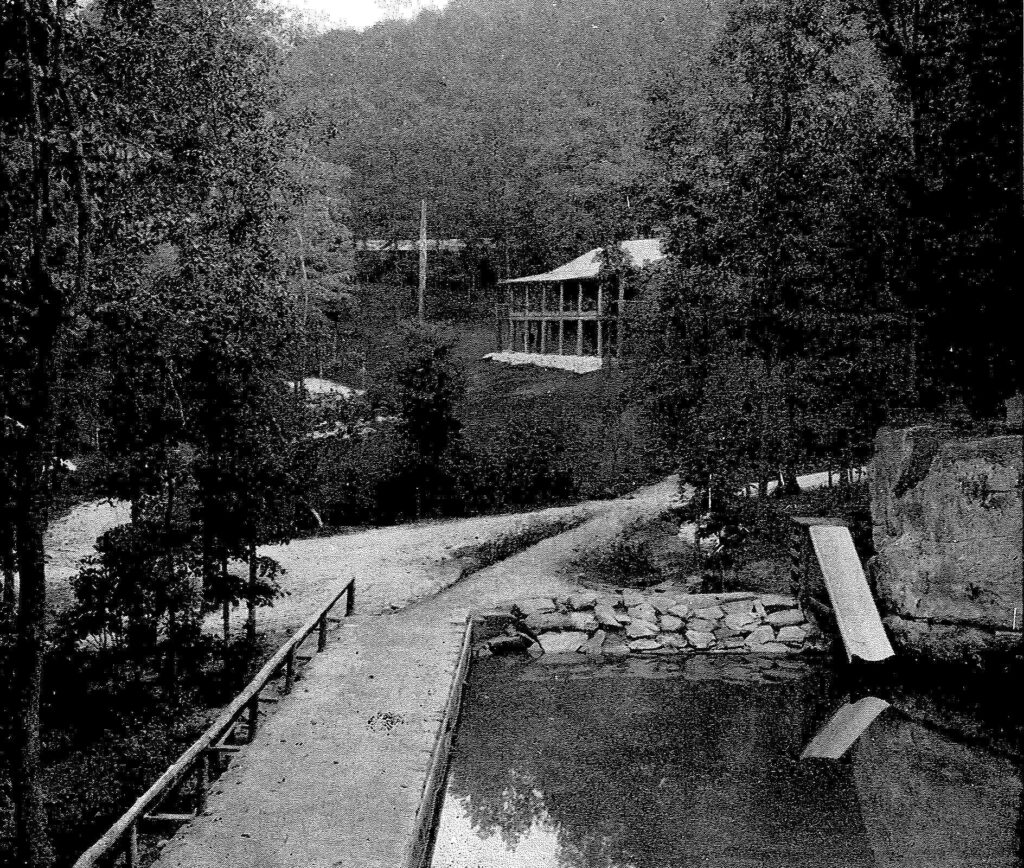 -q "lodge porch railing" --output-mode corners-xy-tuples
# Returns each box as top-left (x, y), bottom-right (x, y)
(72, 579), (357, 868)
